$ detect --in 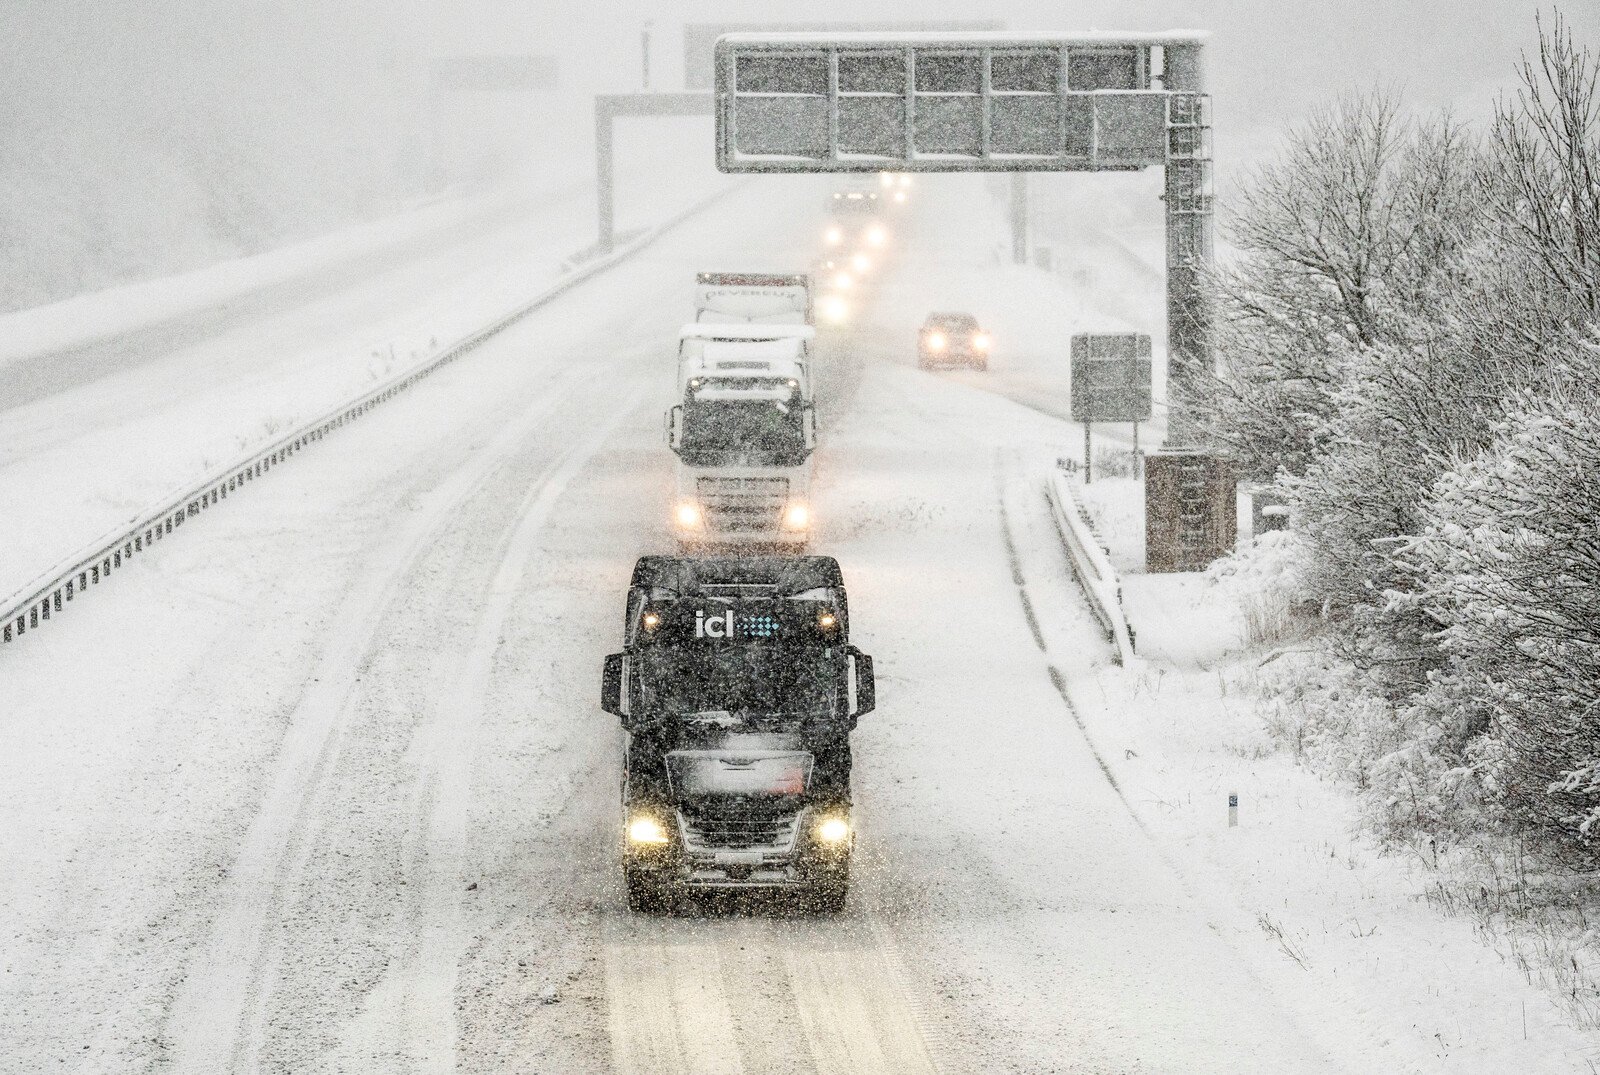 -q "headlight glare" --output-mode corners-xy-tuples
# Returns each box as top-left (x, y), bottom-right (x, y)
(816, 817), (851, 843)
(628, 816), (671, 844)
(675, 502), (703, 528)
